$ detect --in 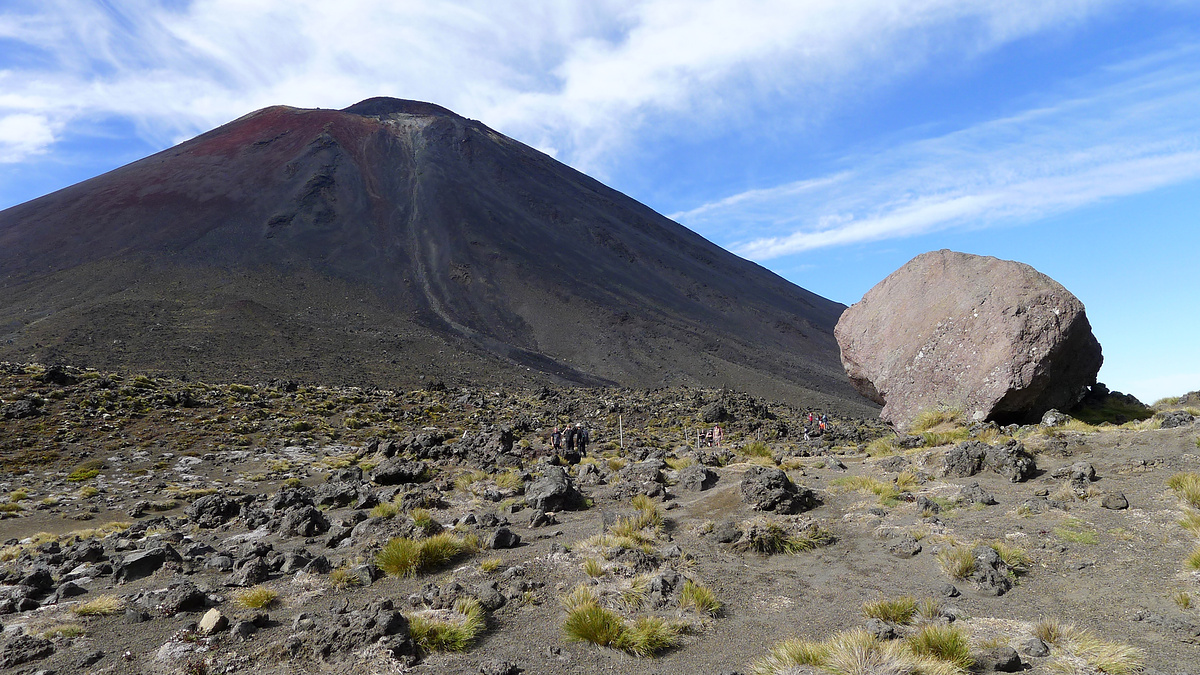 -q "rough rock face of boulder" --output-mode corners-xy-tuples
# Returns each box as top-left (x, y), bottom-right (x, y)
(943, 440), (1036, 483)
(834, 250), (1102, 427)
(740, 466), (817, 514)
(525, 466), (584, 512)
